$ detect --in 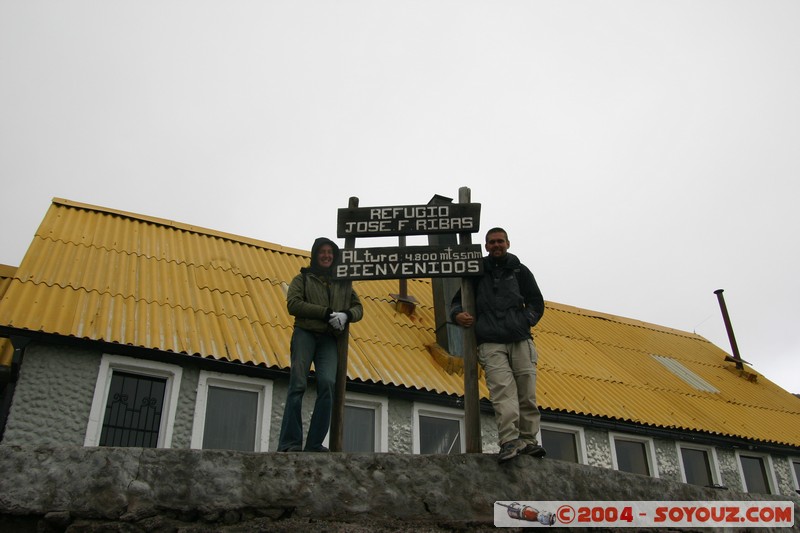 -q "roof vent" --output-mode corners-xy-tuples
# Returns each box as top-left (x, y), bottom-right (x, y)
(652, 354), (720, 393)
(714, 289), (748, 370)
